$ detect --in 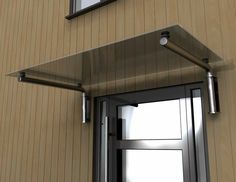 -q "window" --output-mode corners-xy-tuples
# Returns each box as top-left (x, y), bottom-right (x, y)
(66, 0), (116, 20)
(123, 150), (184, 182)
(94, 84), (210, 182)
(118, 100), (182, 140)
